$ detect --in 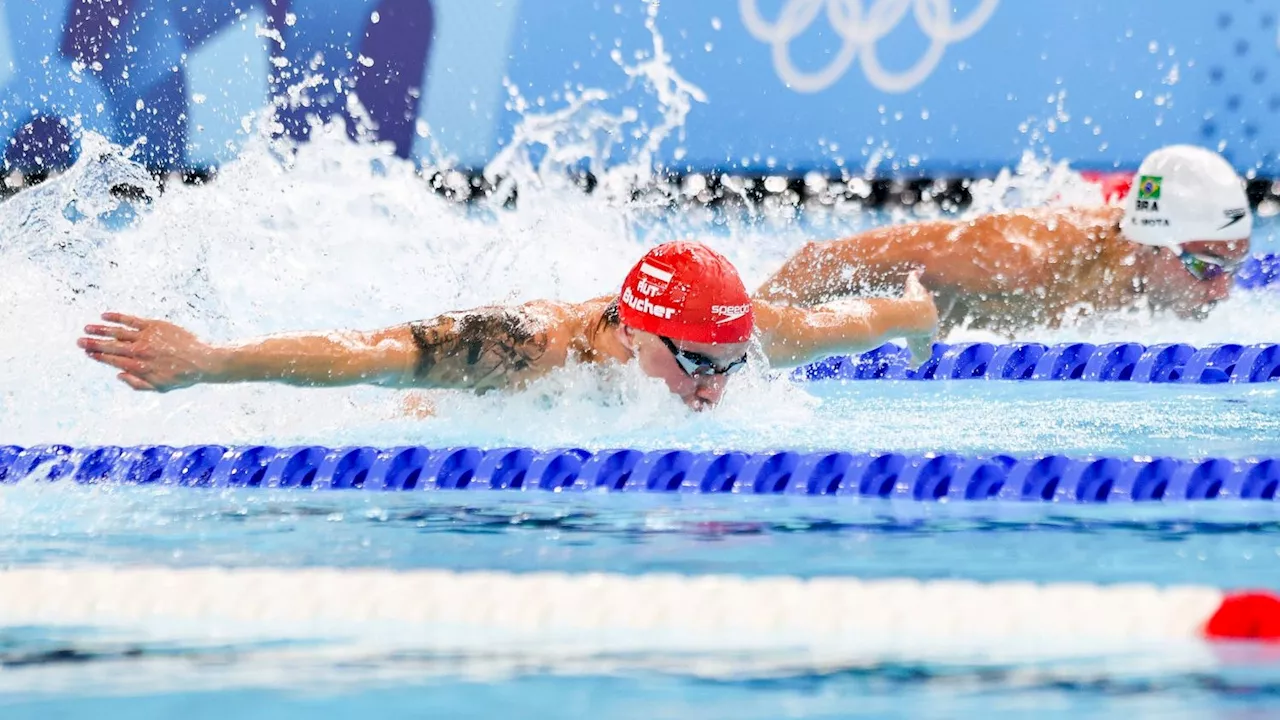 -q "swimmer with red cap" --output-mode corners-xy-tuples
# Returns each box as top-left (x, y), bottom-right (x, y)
(78, 241), (937, 411)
